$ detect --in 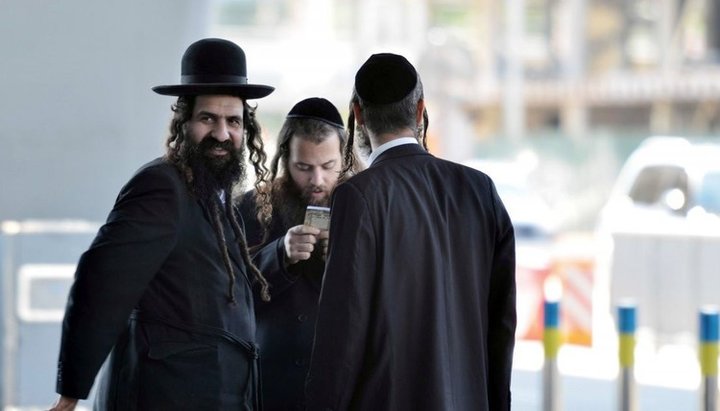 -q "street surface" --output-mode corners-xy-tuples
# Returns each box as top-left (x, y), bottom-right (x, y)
(512, 340), (700, 410)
